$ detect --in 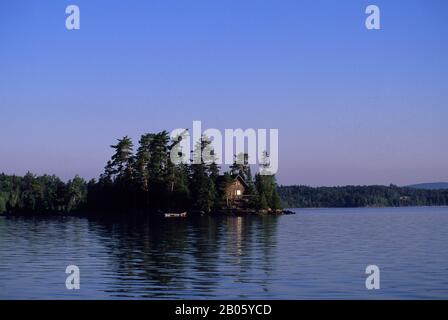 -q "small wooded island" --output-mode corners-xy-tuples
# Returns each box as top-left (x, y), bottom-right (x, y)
(1, 131), (448, 216)
(0, 131), (285, 216)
